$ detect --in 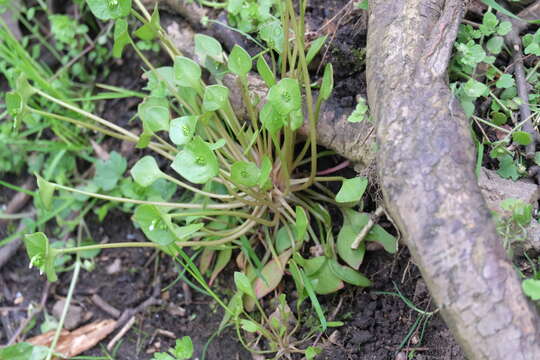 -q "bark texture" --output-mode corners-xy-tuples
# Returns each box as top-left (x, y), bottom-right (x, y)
(366, 1), (540, 358)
